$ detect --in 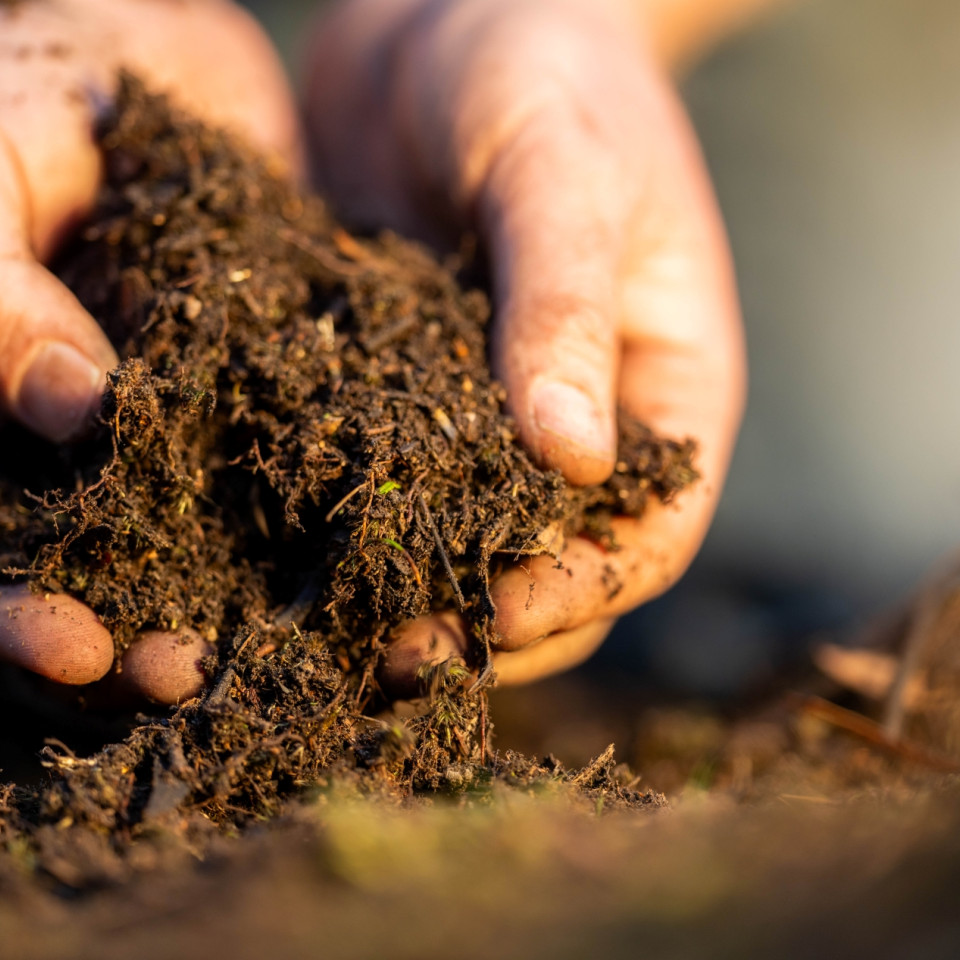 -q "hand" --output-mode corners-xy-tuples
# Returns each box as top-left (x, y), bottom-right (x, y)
(0, 0), (299, 698)
(304, 0), (746, 693)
